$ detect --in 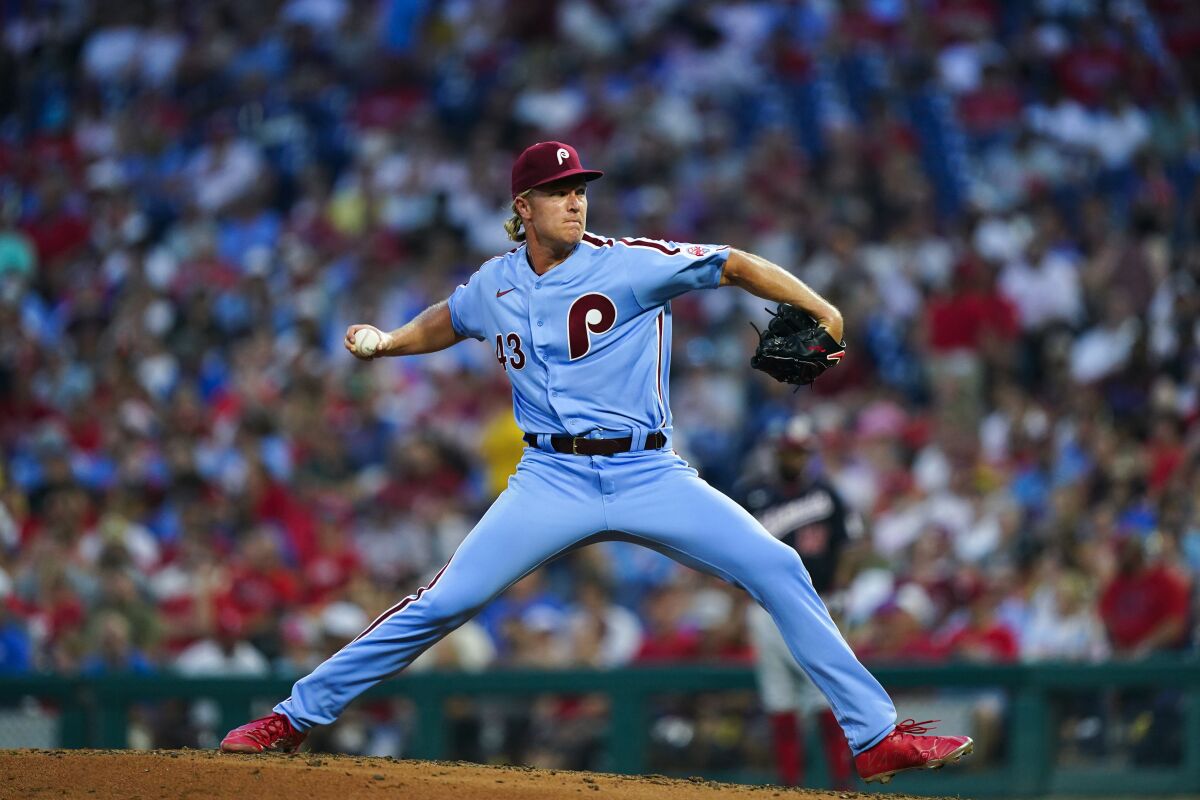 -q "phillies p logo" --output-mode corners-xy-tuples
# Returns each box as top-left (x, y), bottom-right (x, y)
(567, 293), (617, 360)
(557, 148), (570, 165)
